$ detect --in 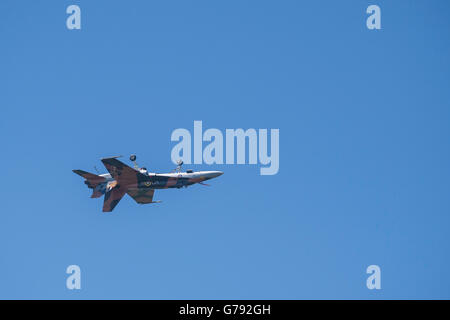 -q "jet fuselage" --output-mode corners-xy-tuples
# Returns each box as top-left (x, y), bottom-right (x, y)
(99, 170), (223, 190)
